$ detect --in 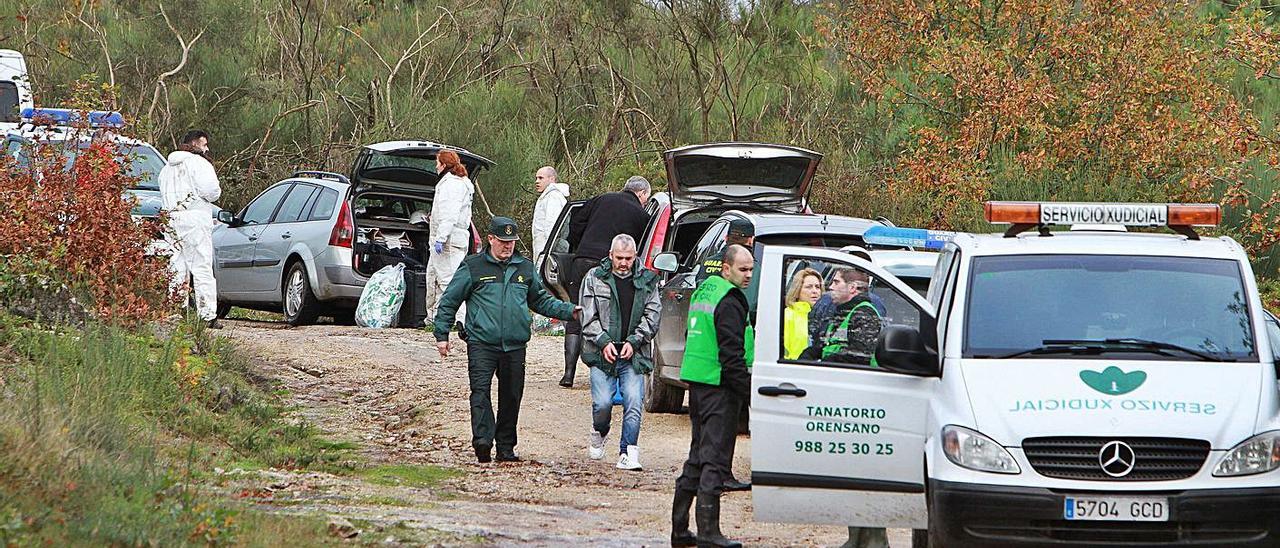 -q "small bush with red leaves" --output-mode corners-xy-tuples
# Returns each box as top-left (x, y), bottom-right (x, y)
(0, 129), (173, 325)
